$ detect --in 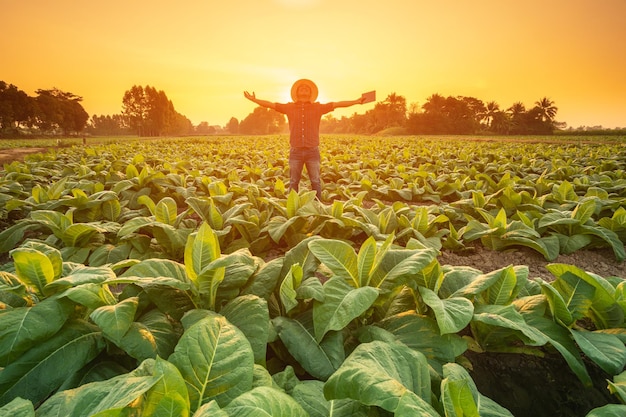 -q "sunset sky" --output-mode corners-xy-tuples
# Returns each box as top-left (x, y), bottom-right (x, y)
(3, 0), (625, 129)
